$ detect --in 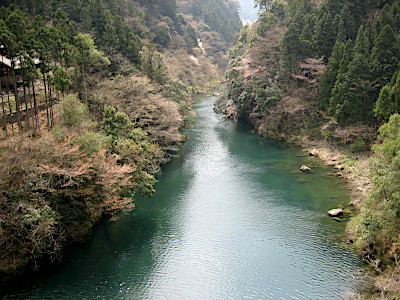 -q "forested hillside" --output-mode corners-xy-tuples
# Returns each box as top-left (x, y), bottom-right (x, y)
(0, 0), (241, 280)
(217, 0), (400, 297)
